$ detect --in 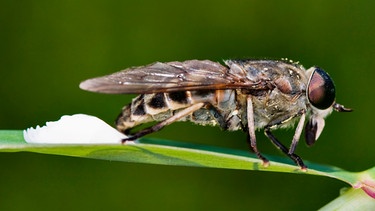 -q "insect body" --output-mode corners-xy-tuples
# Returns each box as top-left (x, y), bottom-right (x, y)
(80, 59), (352, 169)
